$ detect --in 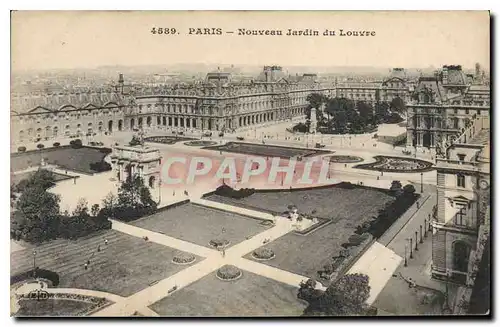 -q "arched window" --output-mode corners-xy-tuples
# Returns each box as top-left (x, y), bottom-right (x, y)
(453, 241), (471, 272)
